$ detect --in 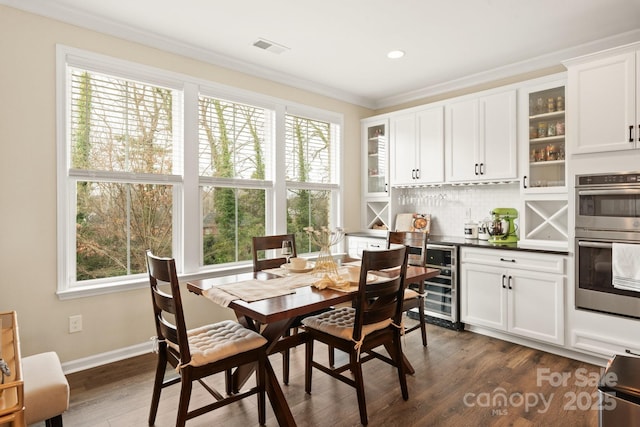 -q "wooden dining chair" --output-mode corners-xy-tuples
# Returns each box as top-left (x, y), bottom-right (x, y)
(387, 231), (429, 346)
(302, 246), (409, 425)
(251, 233), (300, 385)
(252, 233), (297, 272)
(146, 251), (268, 427)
